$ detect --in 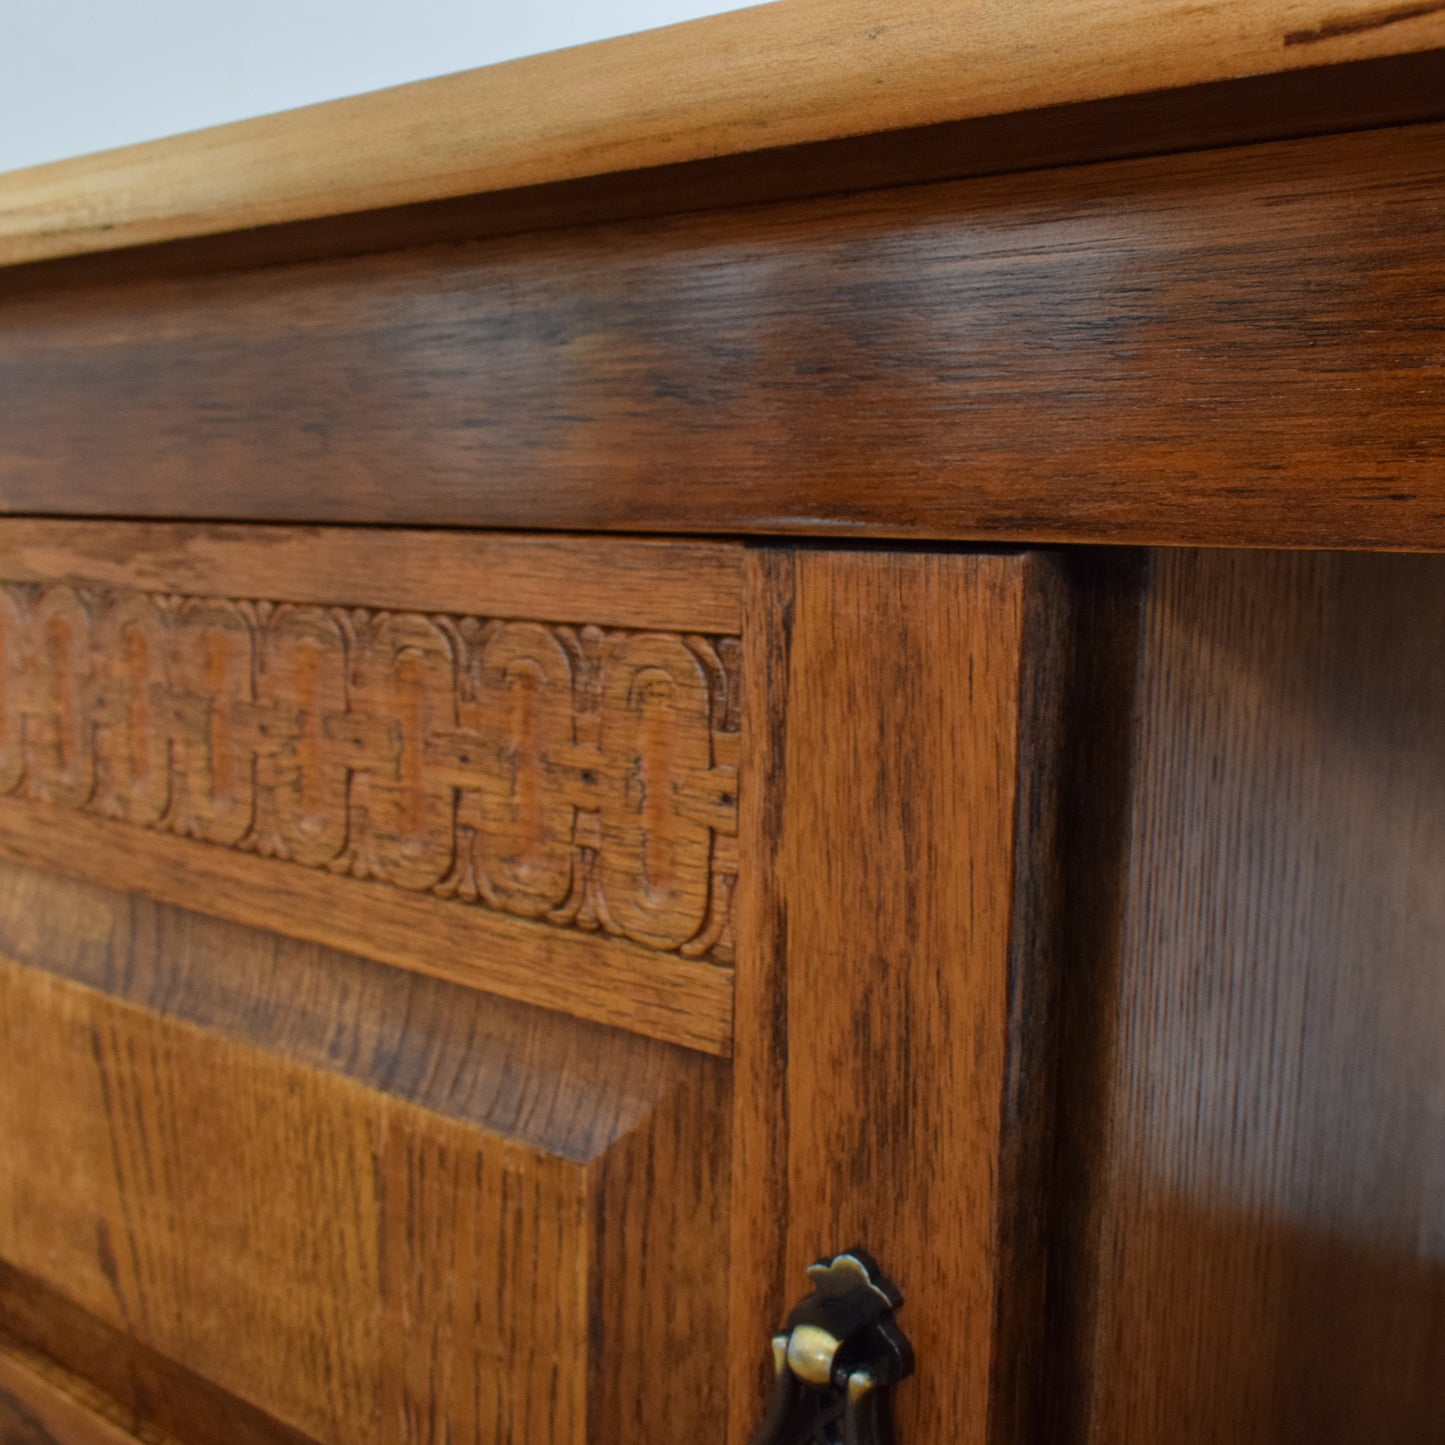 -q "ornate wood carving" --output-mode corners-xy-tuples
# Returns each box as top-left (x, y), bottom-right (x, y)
(0, 583), (740, 961)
